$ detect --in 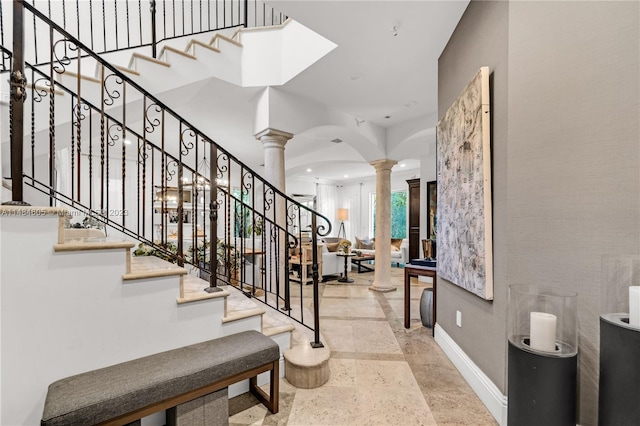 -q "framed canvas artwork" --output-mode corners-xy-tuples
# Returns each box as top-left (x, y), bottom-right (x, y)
(436, 66), (493, 300)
